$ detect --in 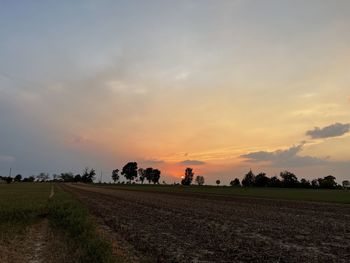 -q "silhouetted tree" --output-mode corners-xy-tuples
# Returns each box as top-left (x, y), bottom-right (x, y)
(14, 174), (22, 182)
(343, 180), (350, 189)
(22, 176), (35, 182)
(52, 174), (59, 181)
(268, 176), (282, 187)
(216, 180), (221, 186)
(318, 175), (337, 189)
(181, 168), (194, 185)
(311, 179), (319, 188)
(112, 169), (119, 183)
(138, 168), (146, 184)
(195, 175), (205, 186)
(74, 174), (82, 182)
(230, 178), (241, 187)
(5, 176), (13, 184)
(60, 172), (74, 182)
(37, 172), (49, 182)
(254, 173), (270, 187)
(300, 178), (311, 188)
(145, 168), (154, 184)
(121, 162), (138, 182)
(151, 169), (161, 184)
(280, 171), (298, 188)
(81, 168), (96, 183)
(242, 170), (255, 187)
